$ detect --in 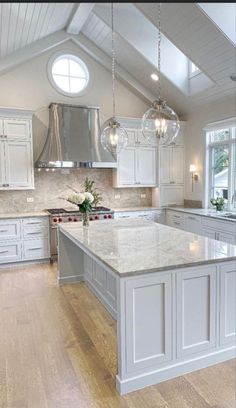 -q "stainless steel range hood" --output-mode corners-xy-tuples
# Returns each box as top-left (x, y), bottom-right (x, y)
(35, 103), (116, 169)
